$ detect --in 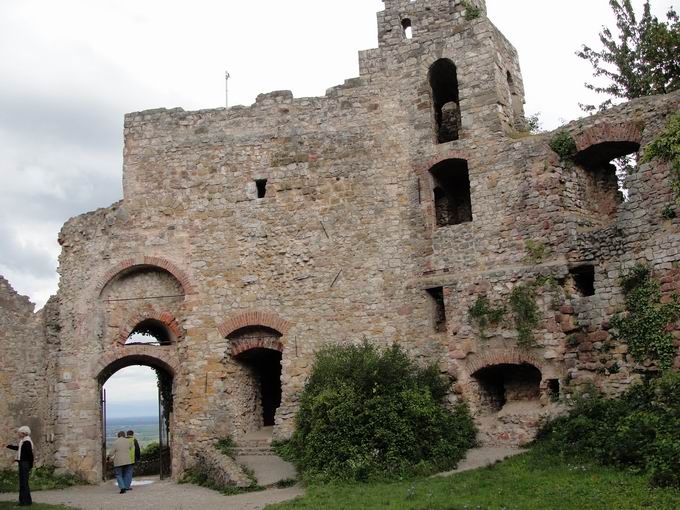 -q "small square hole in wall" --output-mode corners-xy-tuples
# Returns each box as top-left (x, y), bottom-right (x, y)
(570, 265), (595, 297)
(256, 179), (267, 198)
